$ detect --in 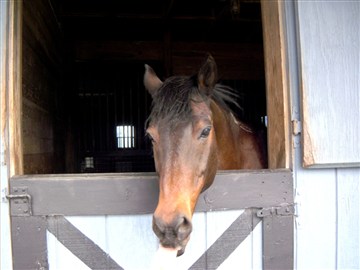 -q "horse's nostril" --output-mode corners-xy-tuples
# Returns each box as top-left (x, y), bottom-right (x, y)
(176, 216), (192, 241)
(153, 215), (192, 245)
